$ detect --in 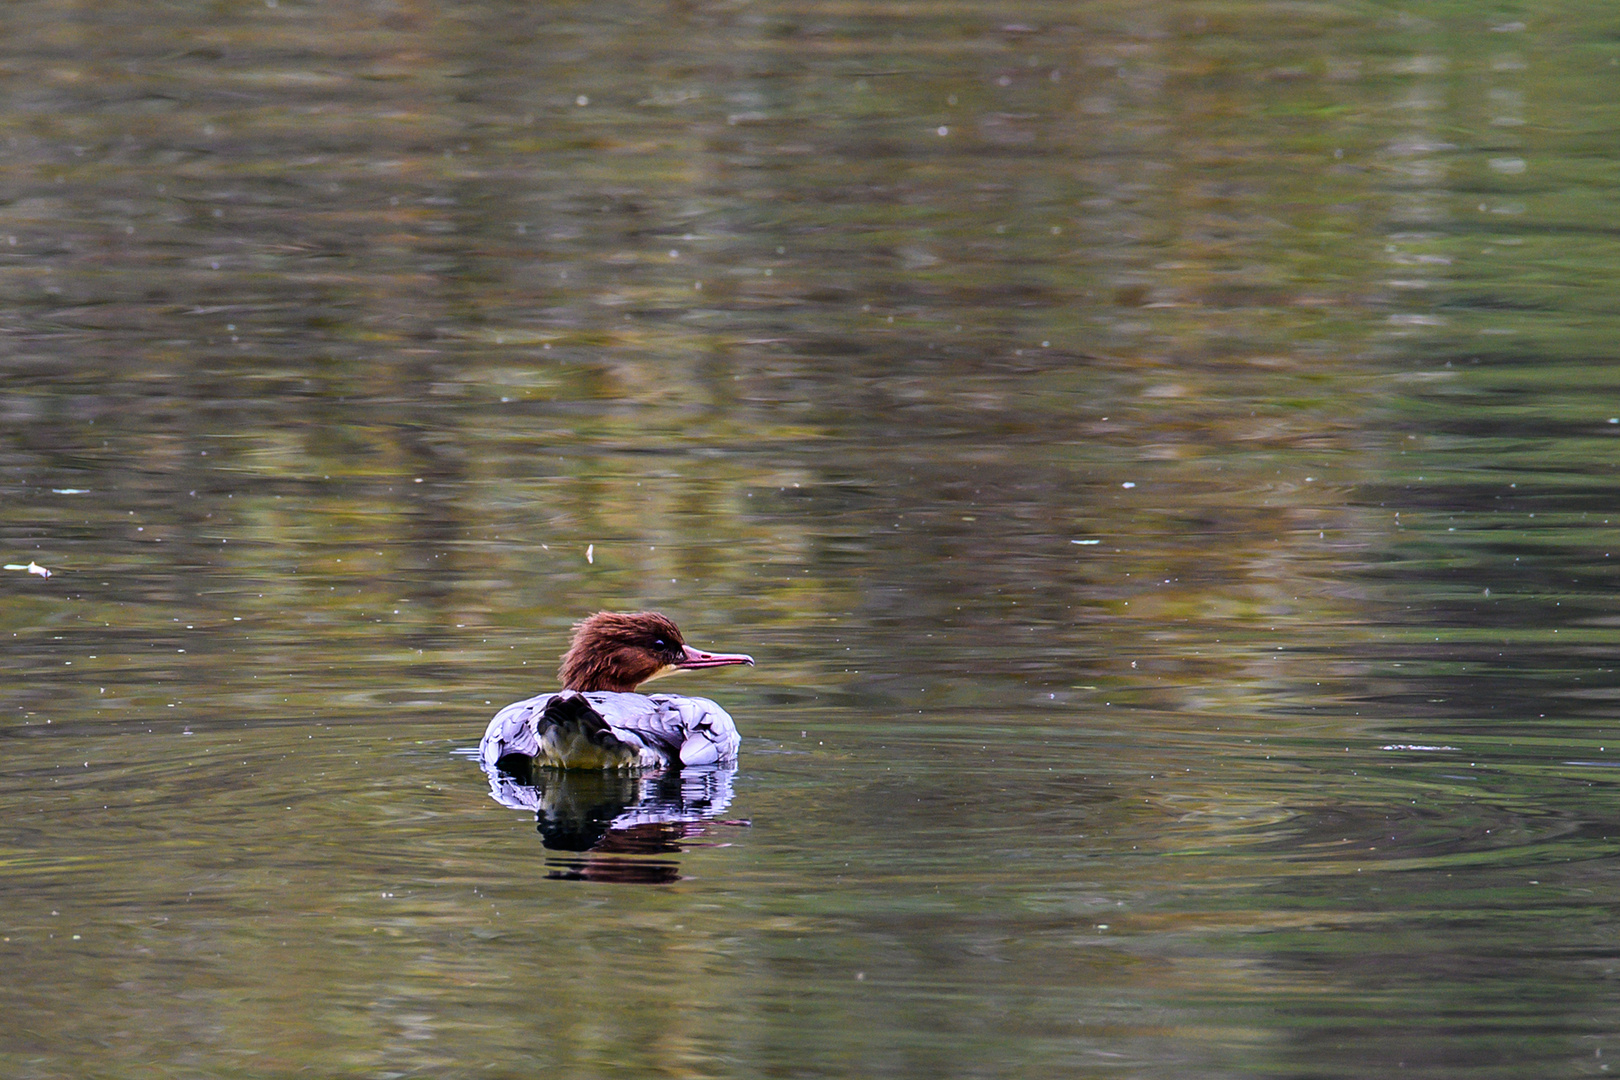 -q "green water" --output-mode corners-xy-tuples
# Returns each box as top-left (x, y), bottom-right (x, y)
(4, 1), (1620, 1076)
